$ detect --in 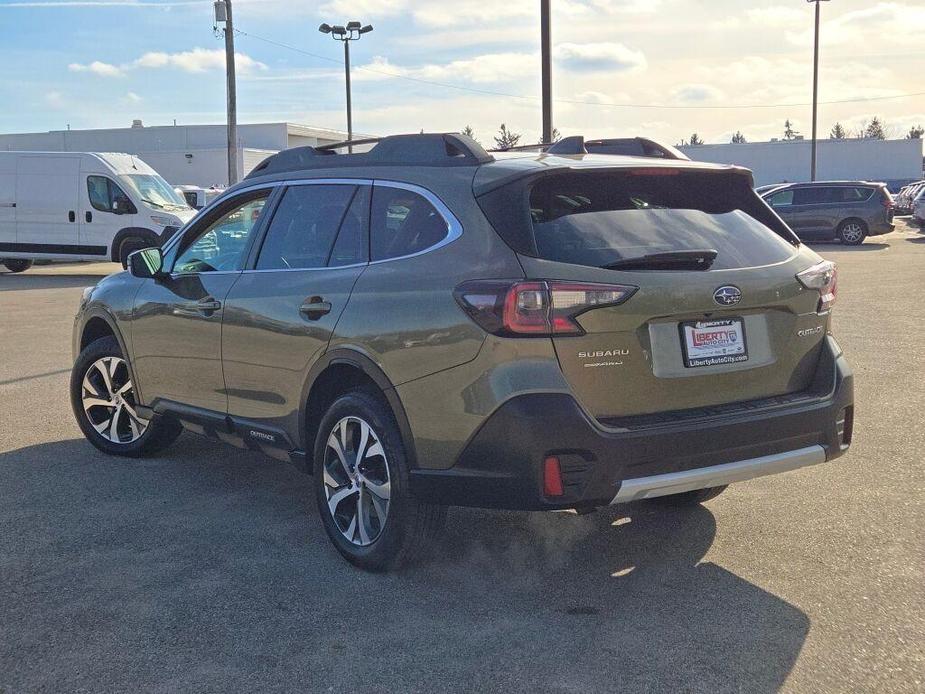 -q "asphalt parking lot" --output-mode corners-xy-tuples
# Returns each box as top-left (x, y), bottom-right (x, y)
(1, 221), (923, 693)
